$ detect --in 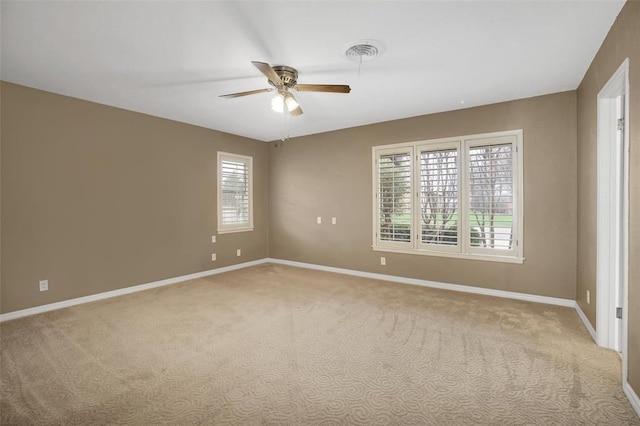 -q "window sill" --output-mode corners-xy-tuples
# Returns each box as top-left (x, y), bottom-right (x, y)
(372, 245), (524, 264)
(218, 227), (254, 235)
